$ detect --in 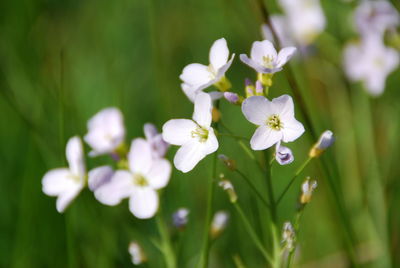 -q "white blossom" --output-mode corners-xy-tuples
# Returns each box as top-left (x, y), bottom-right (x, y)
(344, 36), (399, 96)
(240, 40), (296, 73)
(180, 38), (235, 102)
(162, 92), (218, 173)
(88, 138), (171, 219)
(241, 95), (305, 150)
(144, 123), (169, 159)
(84, 107), (125, 156)
(42, 136), (85, 213)
(129, 241), (146, 265)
